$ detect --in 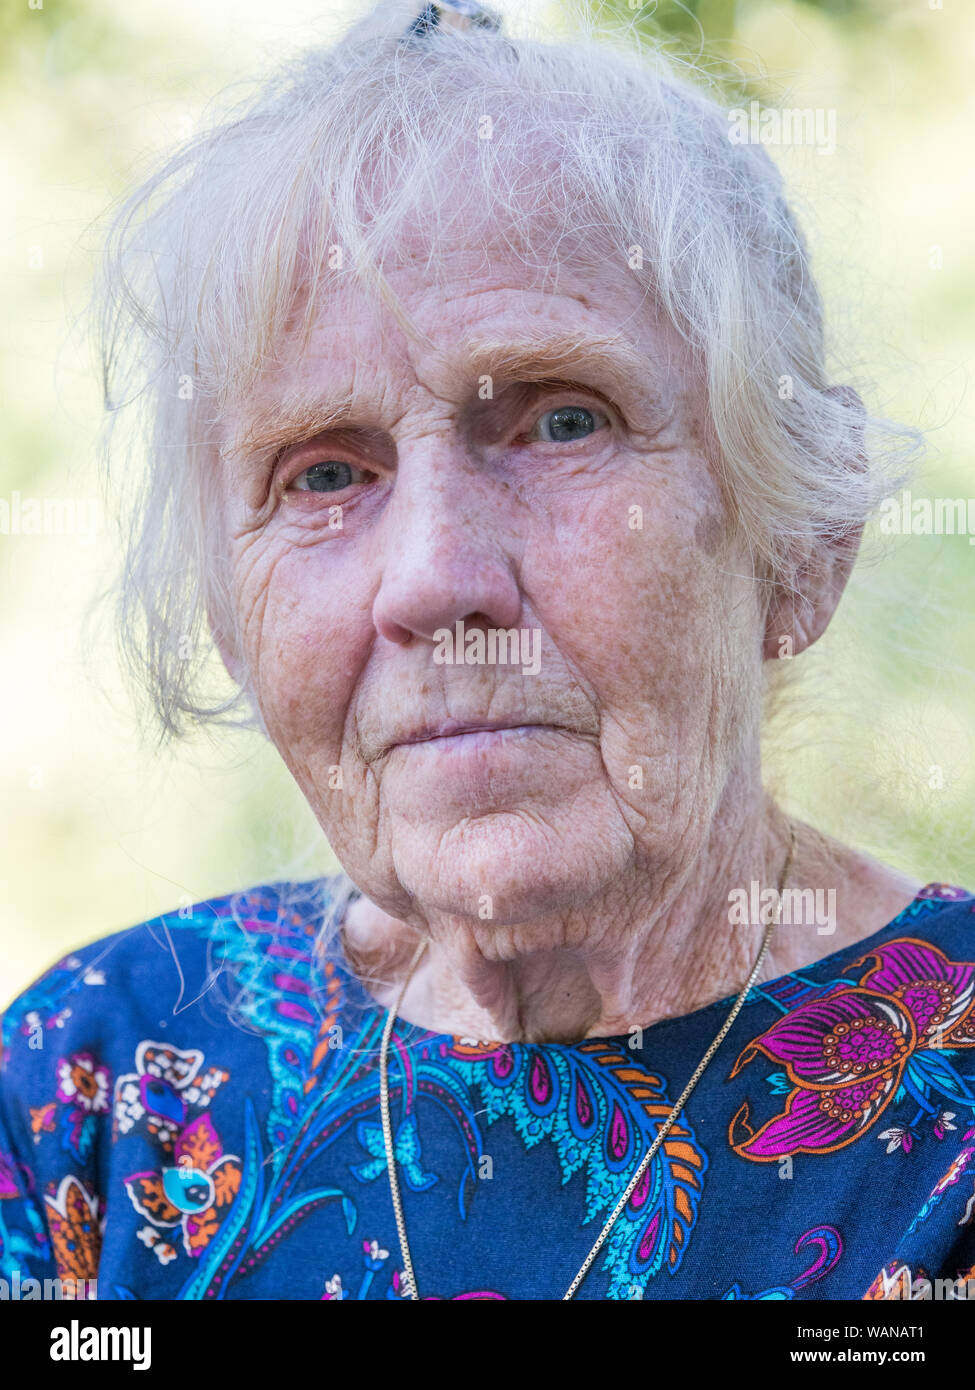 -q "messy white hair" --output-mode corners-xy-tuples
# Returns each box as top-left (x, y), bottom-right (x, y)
(92, 0), (920, 739)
